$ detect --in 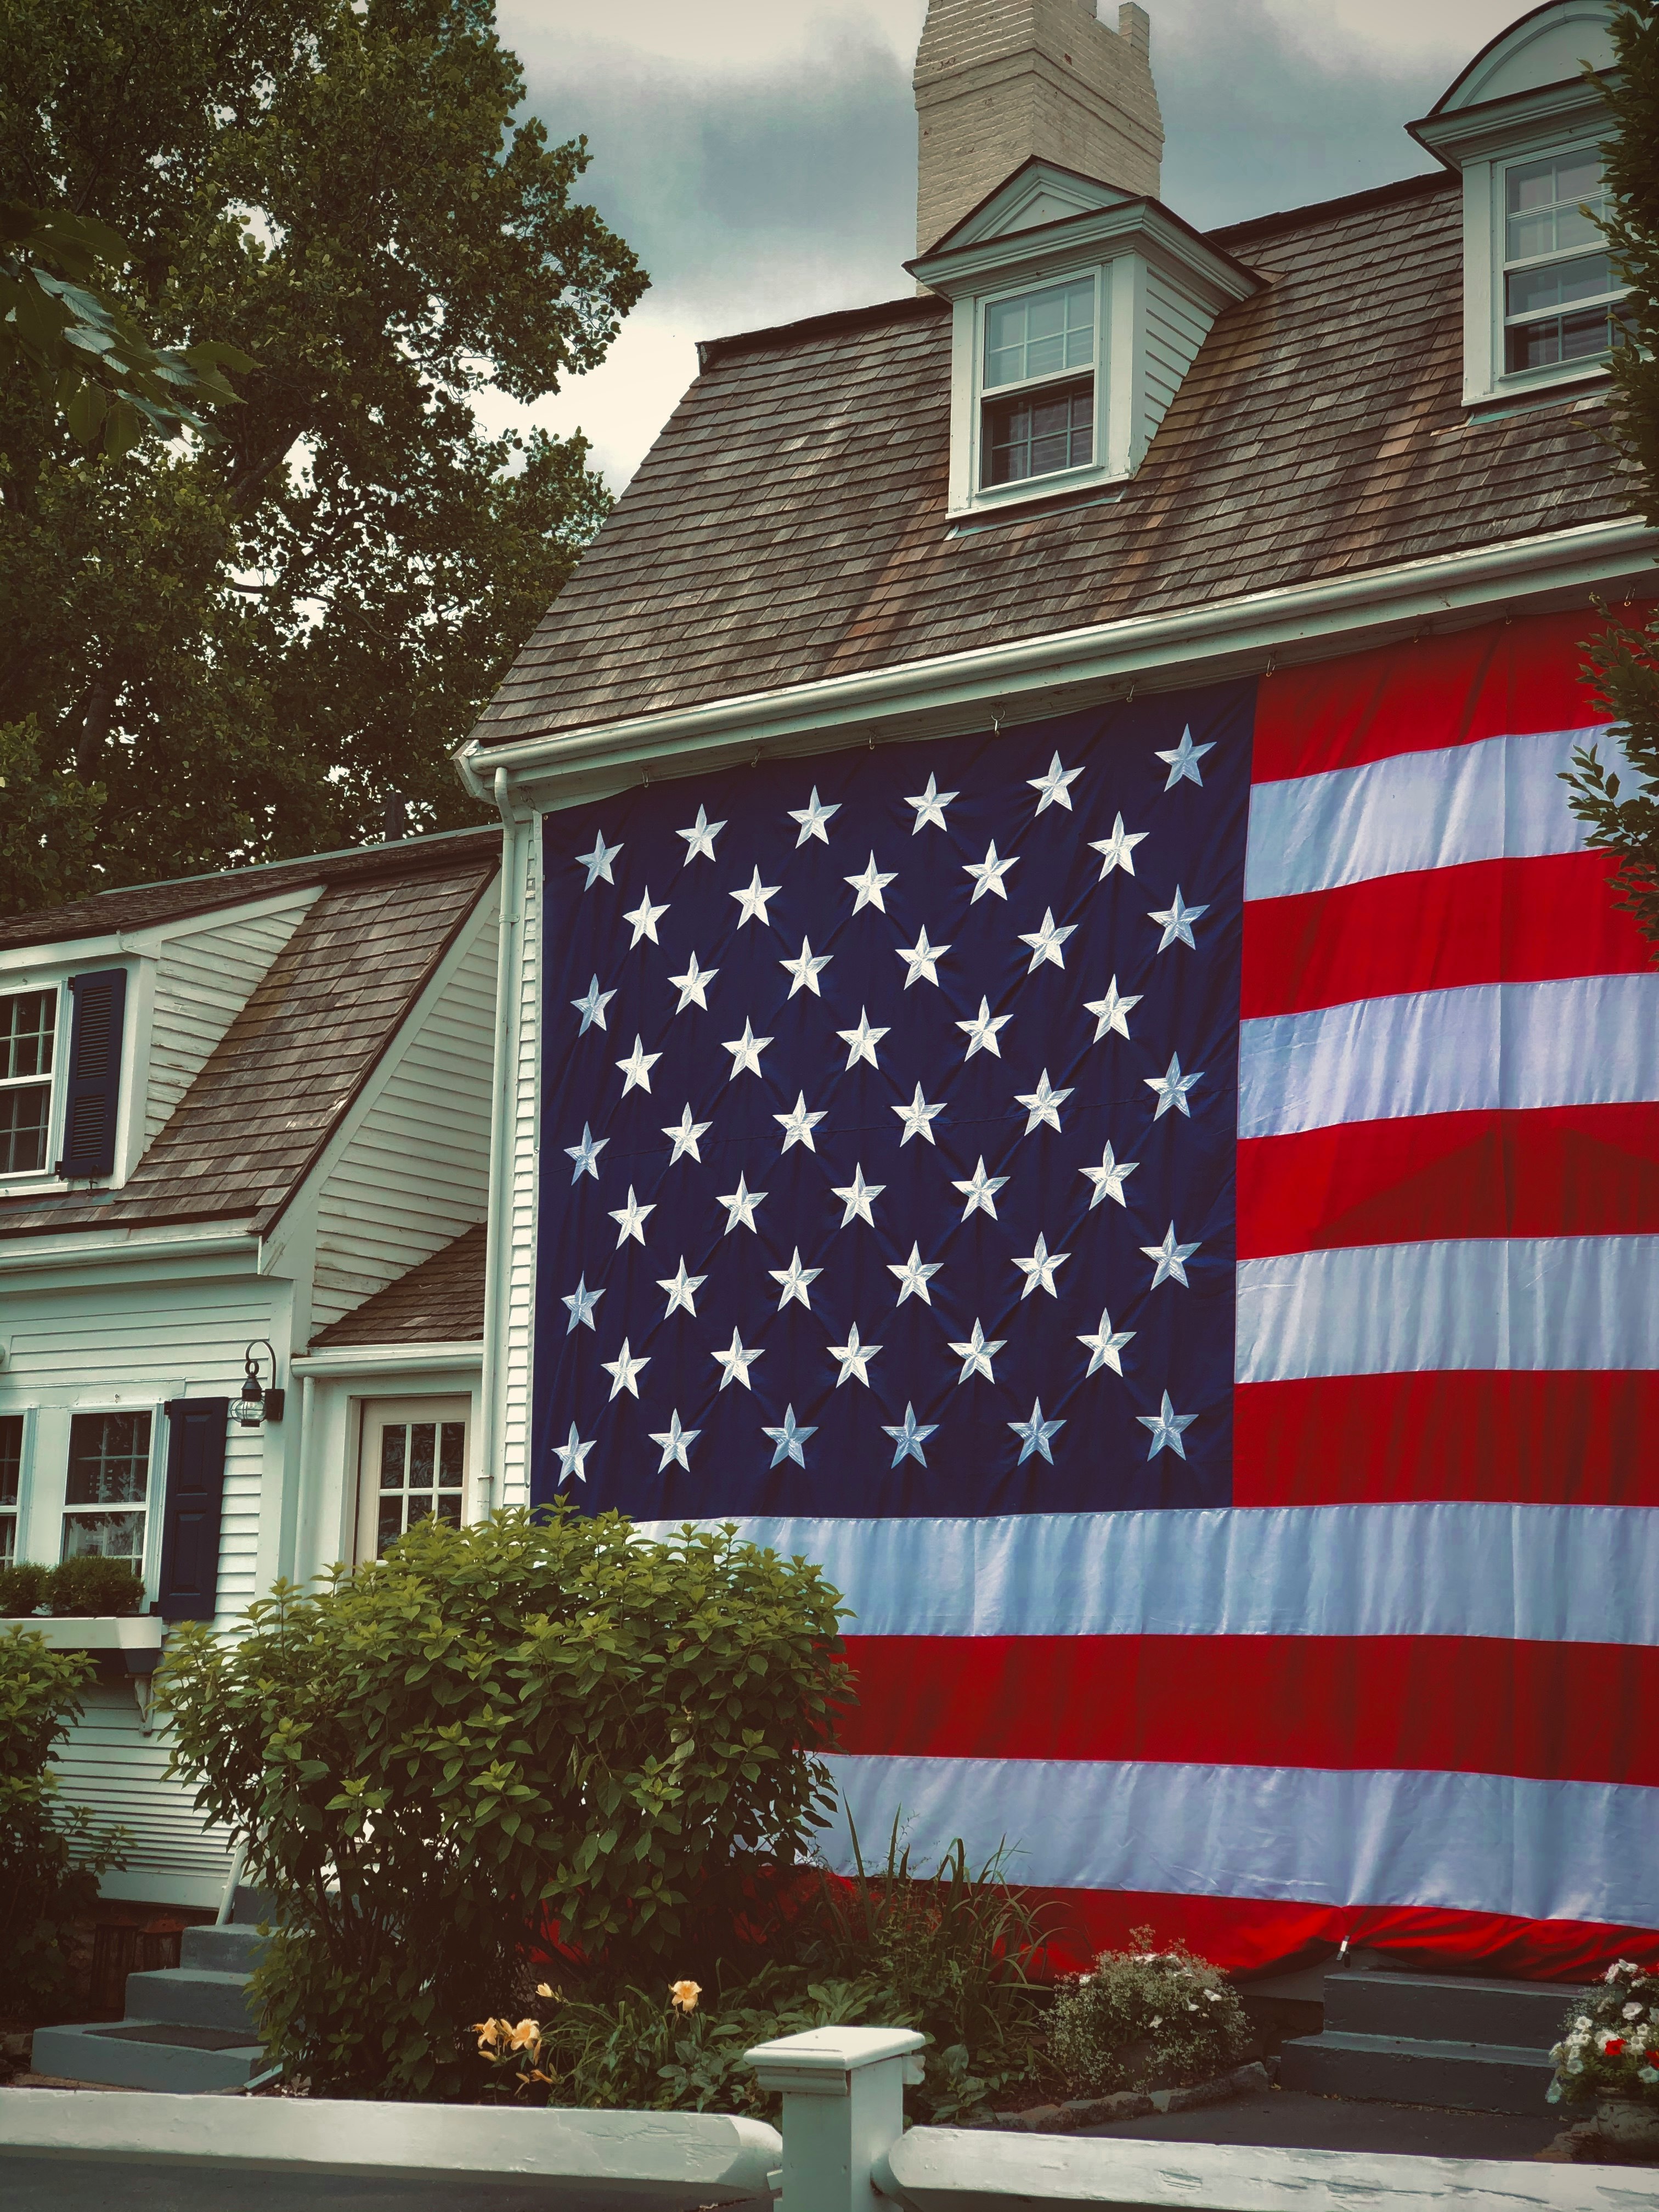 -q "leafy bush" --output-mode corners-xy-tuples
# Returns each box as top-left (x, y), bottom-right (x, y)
(155, 1505), (849, 2100)
(1549, 1959), (1659, 2107)
(0, 1562), (49, 1616)
(0, 1627), (128, 2007)
(1048, 1929), (1252, 2095)
(48, 1556), (146, 1617)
